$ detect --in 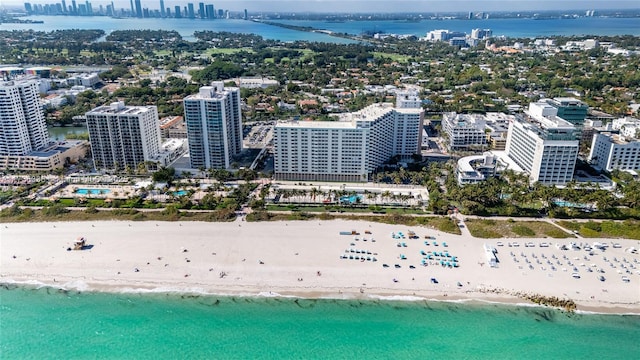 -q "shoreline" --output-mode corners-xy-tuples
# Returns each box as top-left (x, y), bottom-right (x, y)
(2, 219), (638, 315)
(2, 278), (638, 316)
